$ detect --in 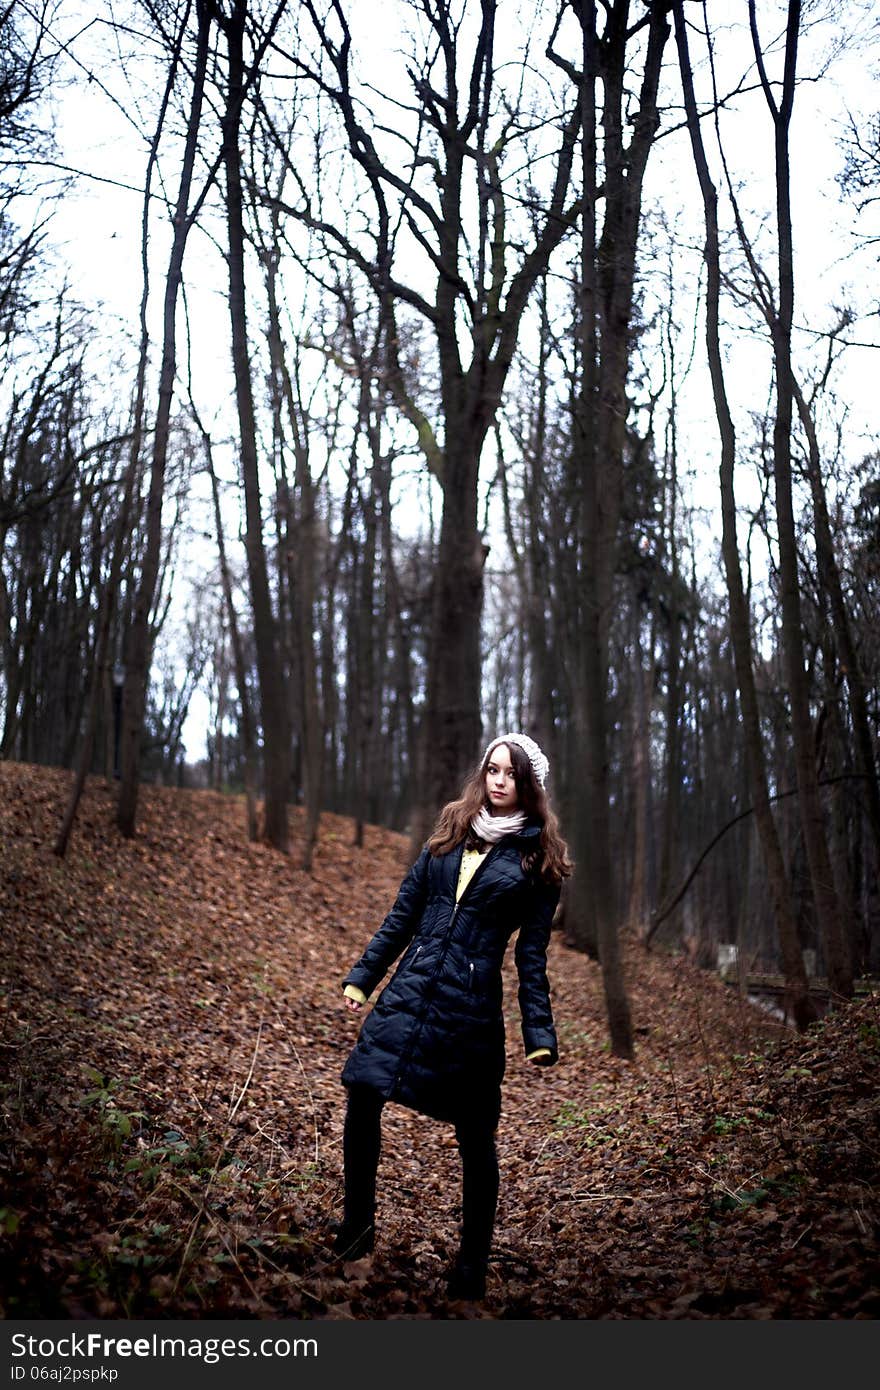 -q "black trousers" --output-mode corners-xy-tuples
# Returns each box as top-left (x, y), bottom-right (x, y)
(342, 1083), (500, 1269)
